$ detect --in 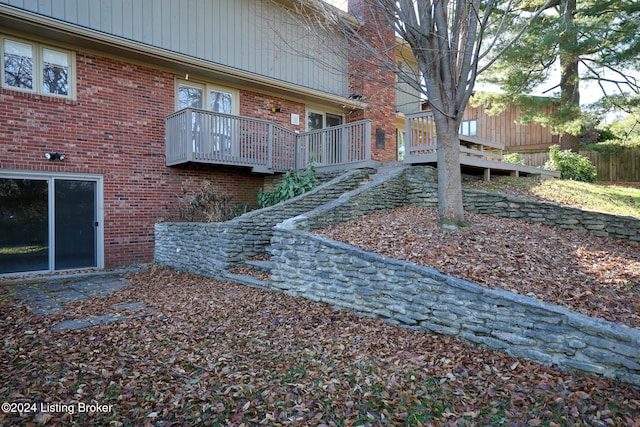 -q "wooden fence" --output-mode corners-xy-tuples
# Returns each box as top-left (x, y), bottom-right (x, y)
(519, 148), (640, 182)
